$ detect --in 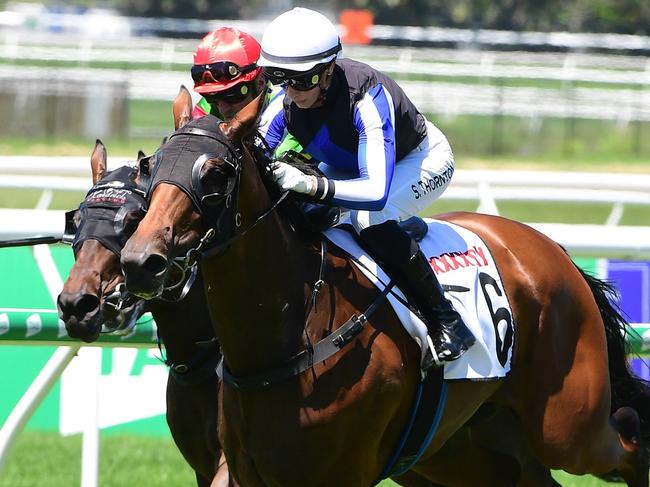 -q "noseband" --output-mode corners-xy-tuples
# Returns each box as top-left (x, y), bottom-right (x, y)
(143, 122), (288, 280)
